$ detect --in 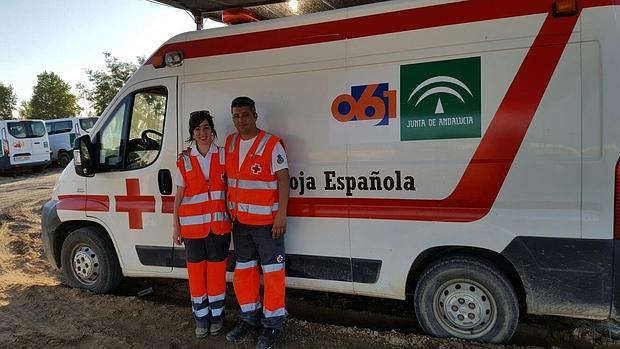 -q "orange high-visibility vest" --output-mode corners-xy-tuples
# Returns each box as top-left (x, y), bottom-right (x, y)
(225, 130), (281, 225)
(177, 147), (231, 238)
